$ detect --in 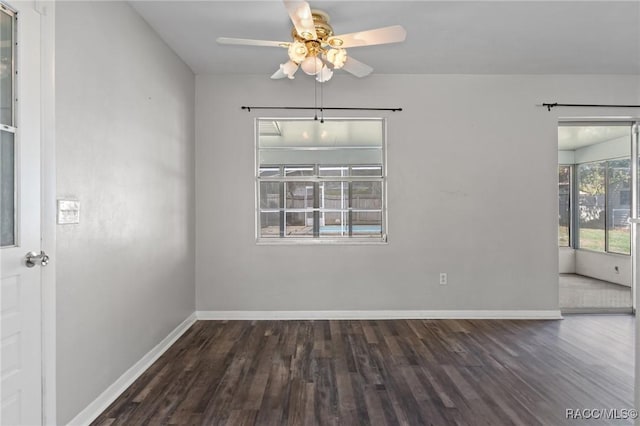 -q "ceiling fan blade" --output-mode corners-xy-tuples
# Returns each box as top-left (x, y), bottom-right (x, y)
(328, 25), (406, 48)
(341, 56), (373, 78)
(283, 0), (317, 40)
(216, 37), (289, 48)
